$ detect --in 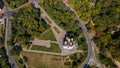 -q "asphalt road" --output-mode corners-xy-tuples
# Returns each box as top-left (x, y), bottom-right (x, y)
(62, 0), (102, 68)
(3, 1), (18, 68)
